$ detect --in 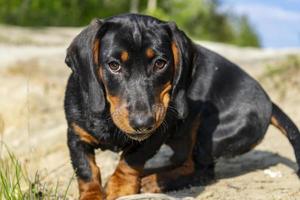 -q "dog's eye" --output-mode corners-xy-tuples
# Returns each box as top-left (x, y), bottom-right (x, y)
(108, 61), (121, 73)
(154, 59), (167, 71)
